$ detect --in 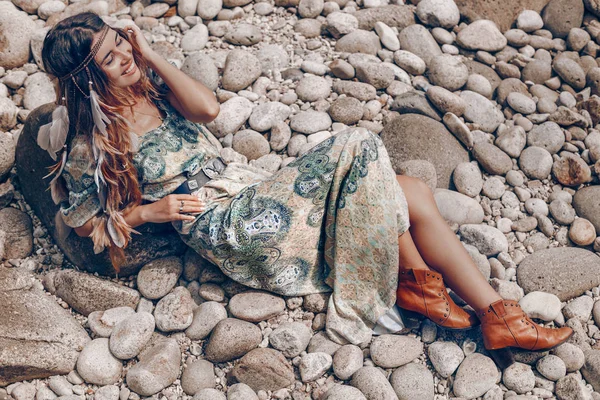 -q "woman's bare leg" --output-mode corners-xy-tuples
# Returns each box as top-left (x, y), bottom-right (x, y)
(396, 175), (501, 311)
